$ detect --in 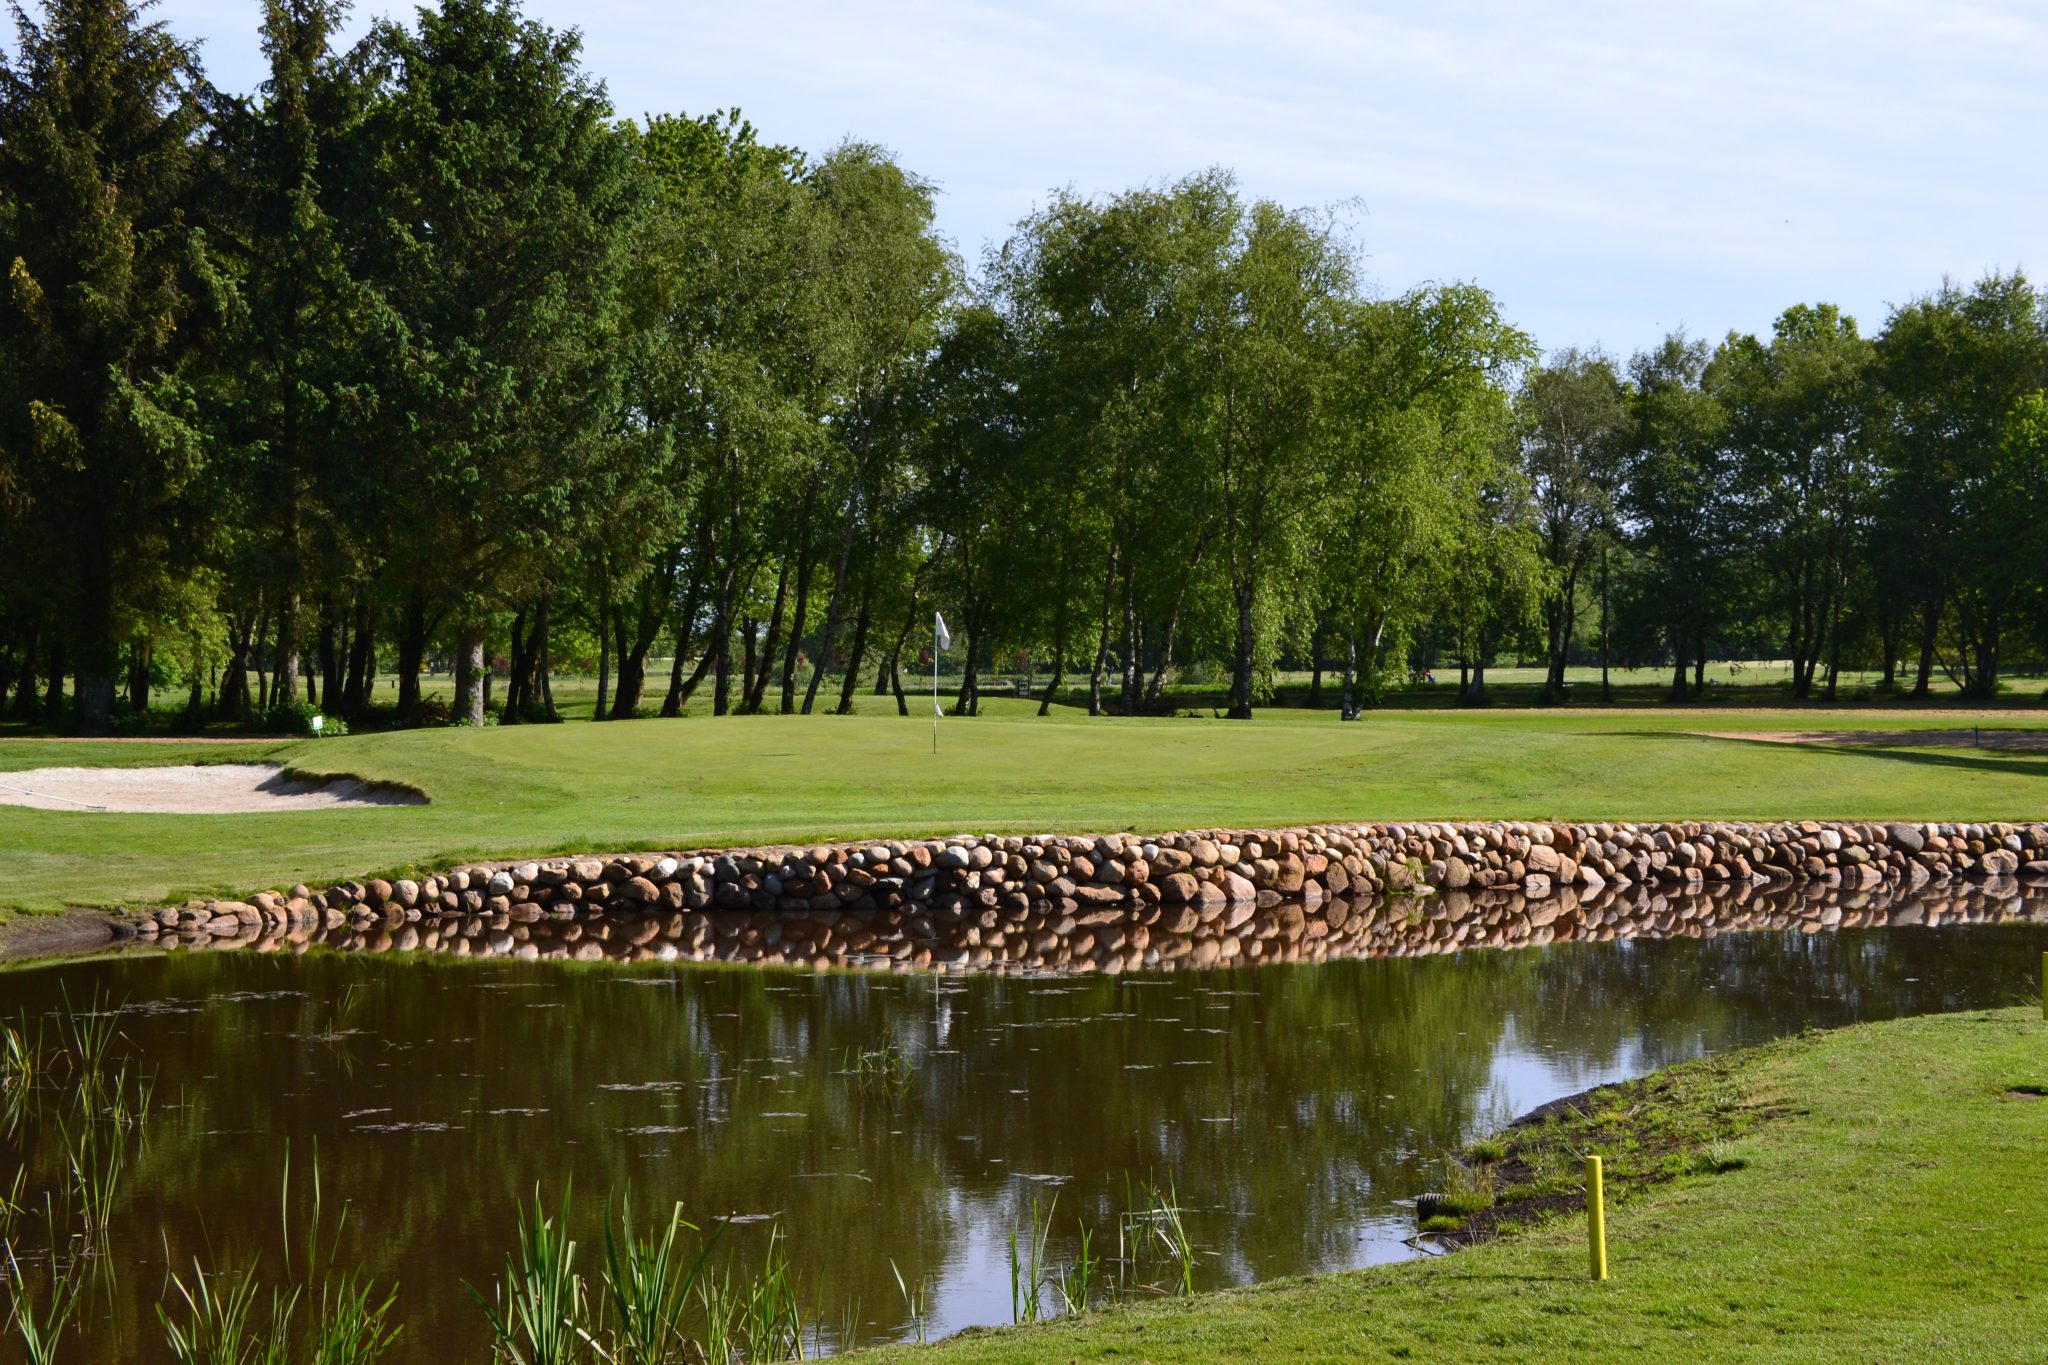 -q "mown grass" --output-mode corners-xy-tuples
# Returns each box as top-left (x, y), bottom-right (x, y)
(851, 1008), (2048, 1363)
(1, 701), (2046, 915)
